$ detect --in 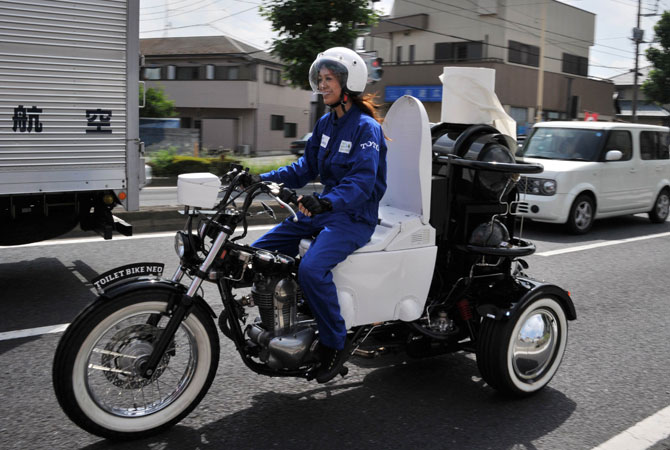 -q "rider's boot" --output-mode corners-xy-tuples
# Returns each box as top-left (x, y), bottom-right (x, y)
(315, 343), (349, 383)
